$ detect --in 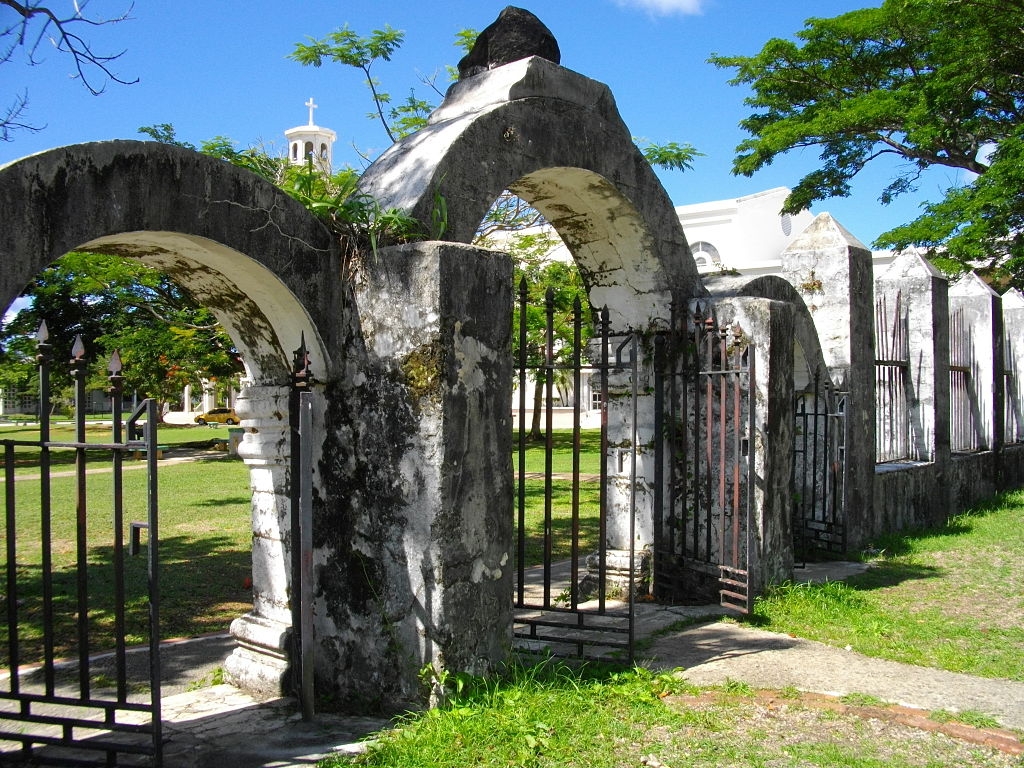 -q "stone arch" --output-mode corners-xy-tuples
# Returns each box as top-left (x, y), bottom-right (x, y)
(724, 274), (834, 390)
(0, 141), (338, 379)
(0, 140), (342, 693)
(358, 57), (706, 330)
